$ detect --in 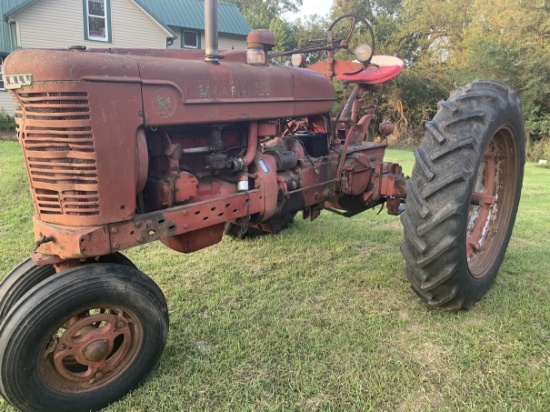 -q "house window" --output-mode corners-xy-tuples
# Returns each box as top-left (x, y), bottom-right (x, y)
(0, 58), (5, 91)
(182, 31), (199, 49)
(84, 0), (111, 42)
